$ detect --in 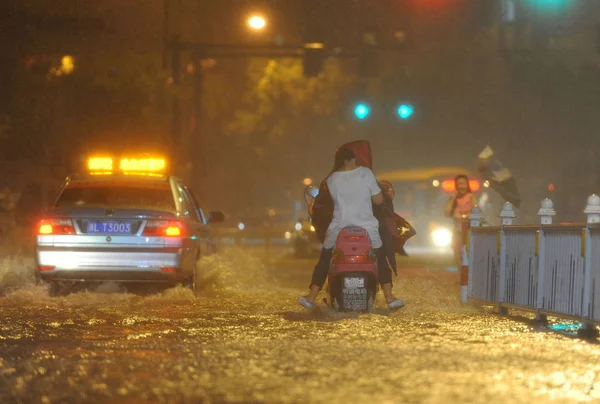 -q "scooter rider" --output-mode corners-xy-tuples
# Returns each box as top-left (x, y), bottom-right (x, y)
(297, 147), (405, 310)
